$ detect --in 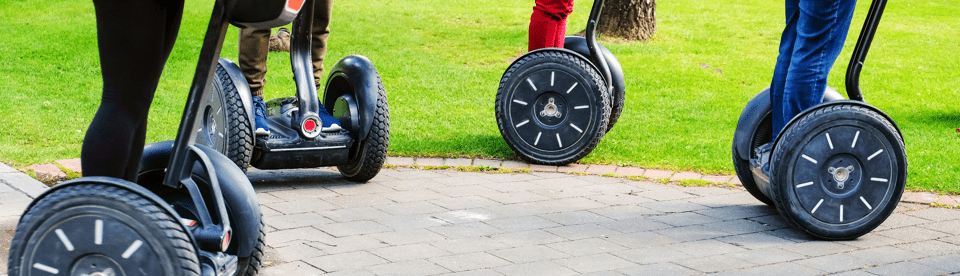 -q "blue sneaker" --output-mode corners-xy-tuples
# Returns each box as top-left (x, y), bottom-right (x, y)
(253, 96), (270, 136)
(316, 103), (342, 132)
